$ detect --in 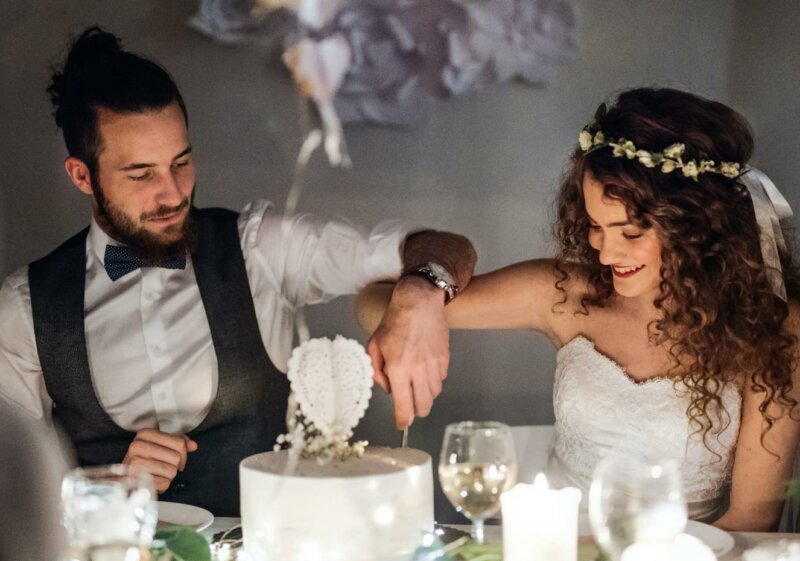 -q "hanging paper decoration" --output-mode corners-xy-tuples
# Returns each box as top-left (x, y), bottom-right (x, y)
(190, 0), (577, 127)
